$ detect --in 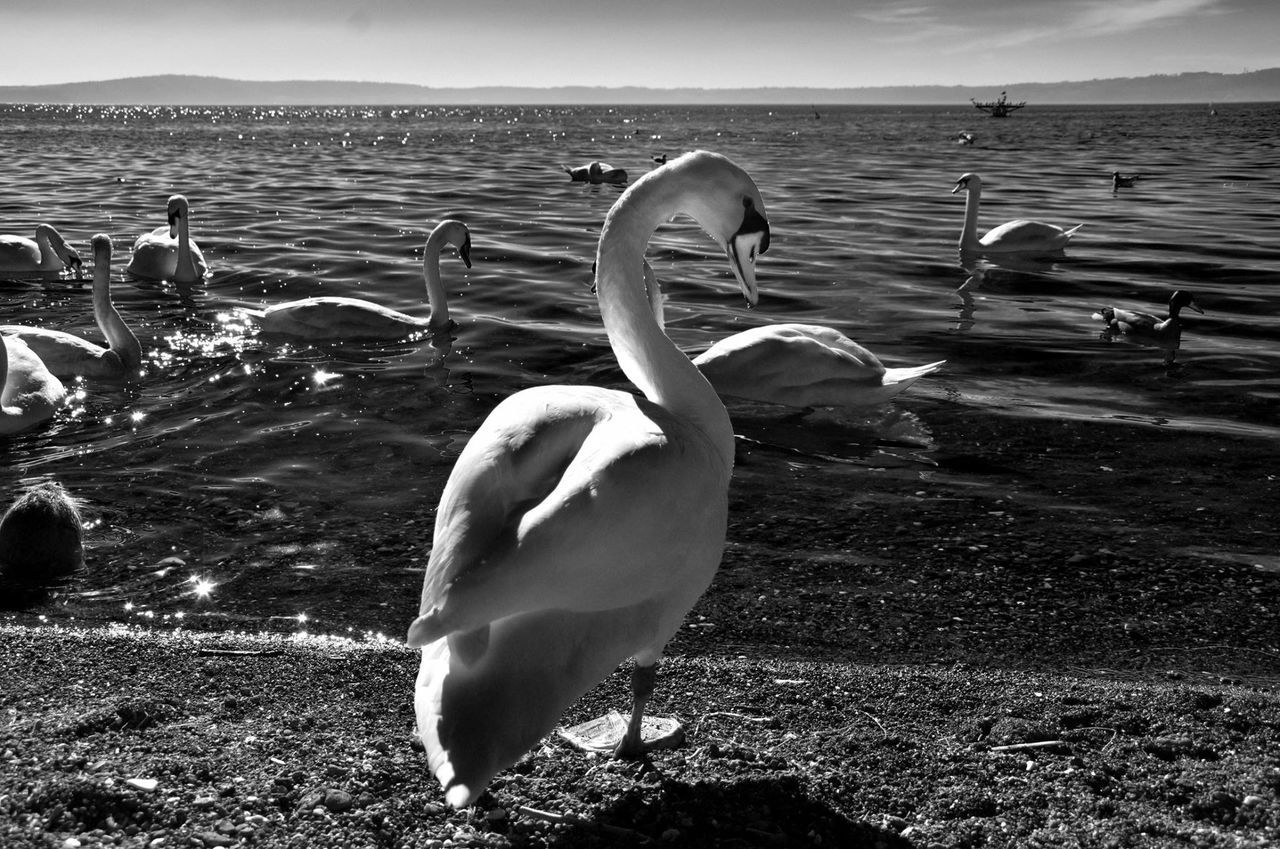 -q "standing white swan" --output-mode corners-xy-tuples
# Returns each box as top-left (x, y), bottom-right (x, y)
(0, 224), (82, 278)
(1, 335), (66, 435)
(125, 195), (209, 283)
(406, 151), (770, 808)
(1, 235), (142, 379)
(952, 173), (1083, 253)
(236, 220), (471, 341)
(642, 264), (944, 408)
